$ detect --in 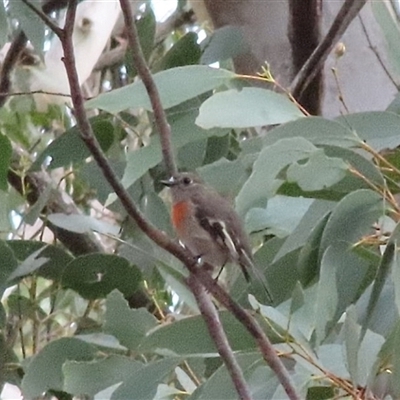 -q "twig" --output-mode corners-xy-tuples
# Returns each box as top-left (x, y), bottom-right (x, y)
(0, 90), (72, 98)
(188, 275), (253, 400)
(37, 1), (302, 398)
(20, 0), (62, 37)
(119, 0), (177, 176)
(358, 13), (400, 90)
(0, 32), (27, 107)
(290, 0), (368, 98)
